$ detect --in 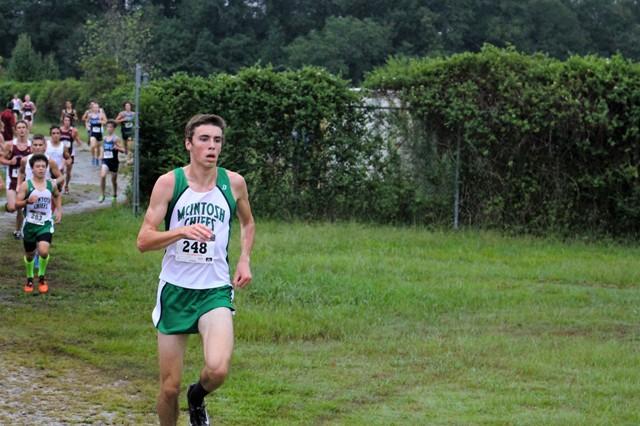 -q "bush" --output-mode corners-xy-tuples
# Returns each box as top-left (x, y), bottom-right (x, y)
(365, 45), (640, 236)
(139, 67), (405, 221)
